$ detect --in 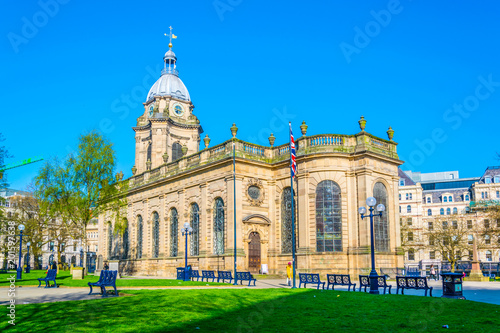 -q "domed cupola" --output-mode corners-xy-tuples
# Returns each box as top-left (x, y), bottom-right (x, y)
(146, 31), (190, 102)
